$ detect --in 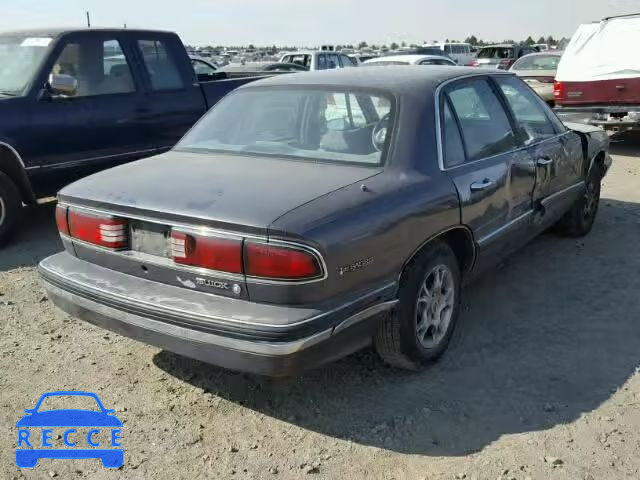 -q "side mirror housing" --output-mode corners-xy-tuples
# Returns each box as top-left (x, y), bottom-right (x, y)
(48, 73), (78, 96)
